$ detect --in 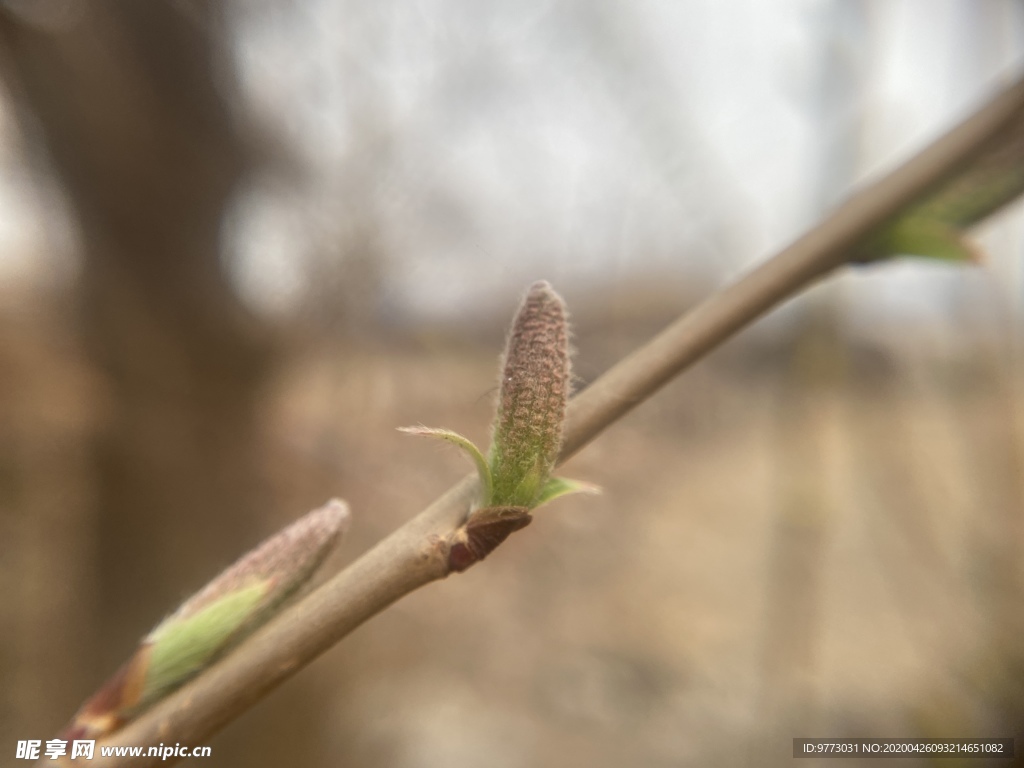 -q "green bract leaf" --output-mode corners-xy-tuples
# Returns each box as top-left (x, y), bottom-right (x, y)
(858, 113), (1024, 264)
(535, 476), (601, 508)
(142, 582), (268, 710)
(399, 426), (493, 506)
(868, 217), (979, 263)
